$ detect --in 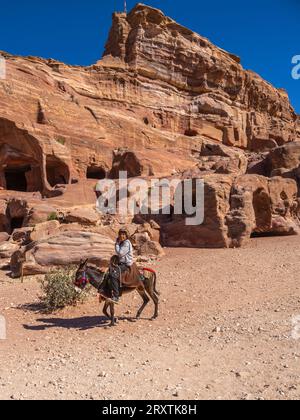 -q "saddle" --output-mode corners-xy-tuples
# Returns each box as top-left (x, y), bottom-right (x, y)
(99, 263), (142, 299)
(119, 263), (142, 288)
